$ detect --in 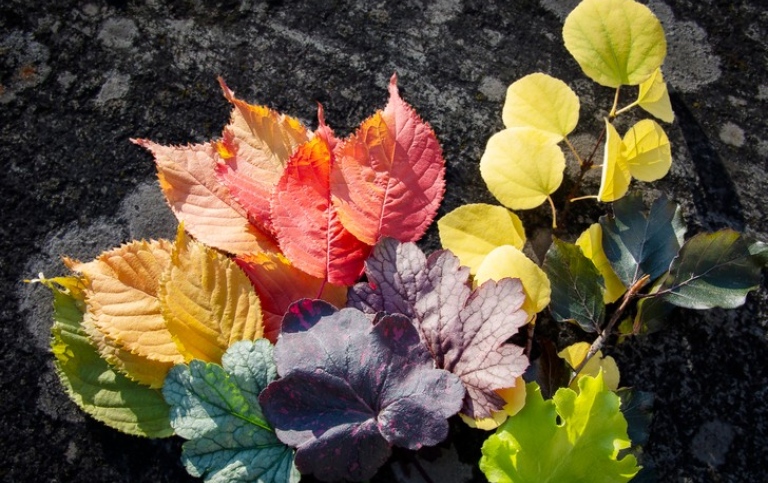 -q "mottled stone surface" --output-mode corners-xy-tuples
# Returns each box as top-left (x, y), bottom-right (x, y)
(2, 1), (767, 481)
